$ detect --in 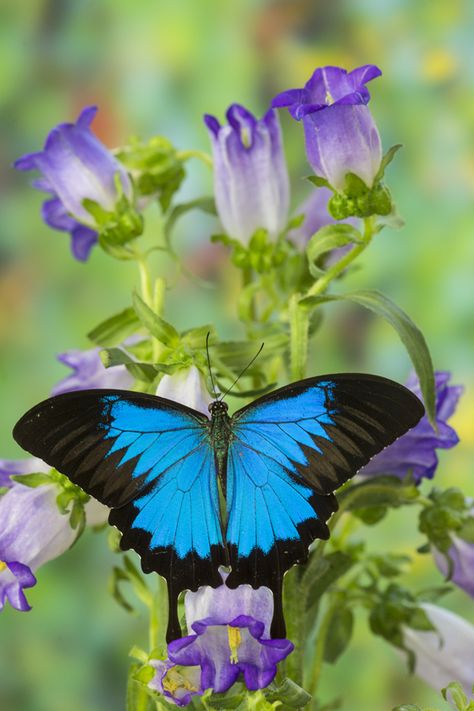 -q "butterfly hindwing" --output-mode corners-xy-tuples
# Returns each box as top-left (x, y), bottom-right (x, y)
(226, 374), (424, 635)
(13, 389), (226, 640)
